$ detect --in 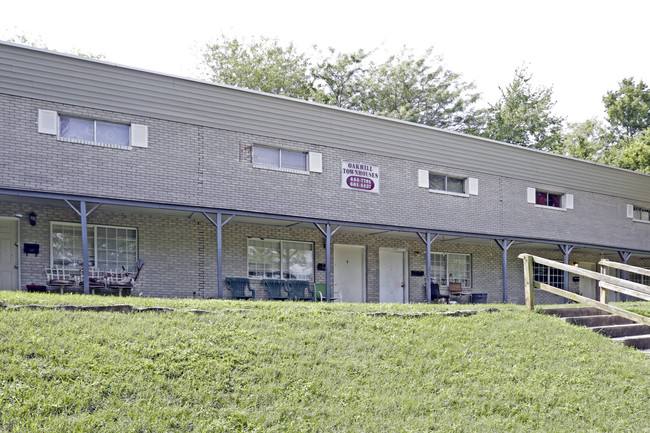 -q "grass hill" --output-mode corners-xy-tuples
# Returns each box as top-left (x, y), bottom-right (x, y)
(1, 292), (649, 432)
